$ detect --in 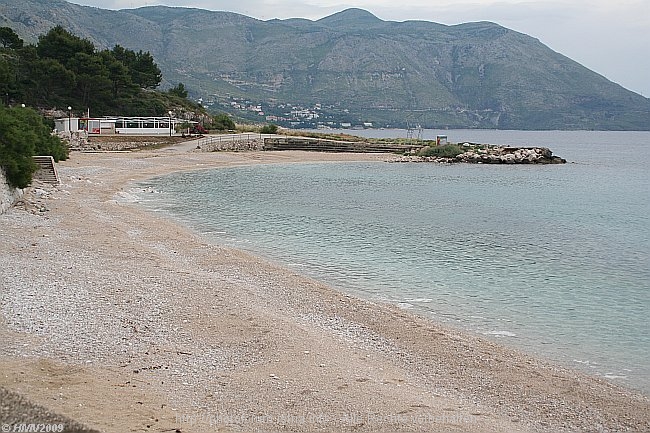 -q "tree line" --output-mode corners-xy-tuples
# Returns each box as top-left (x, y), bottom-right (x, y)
(0, 25), (178, 116)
